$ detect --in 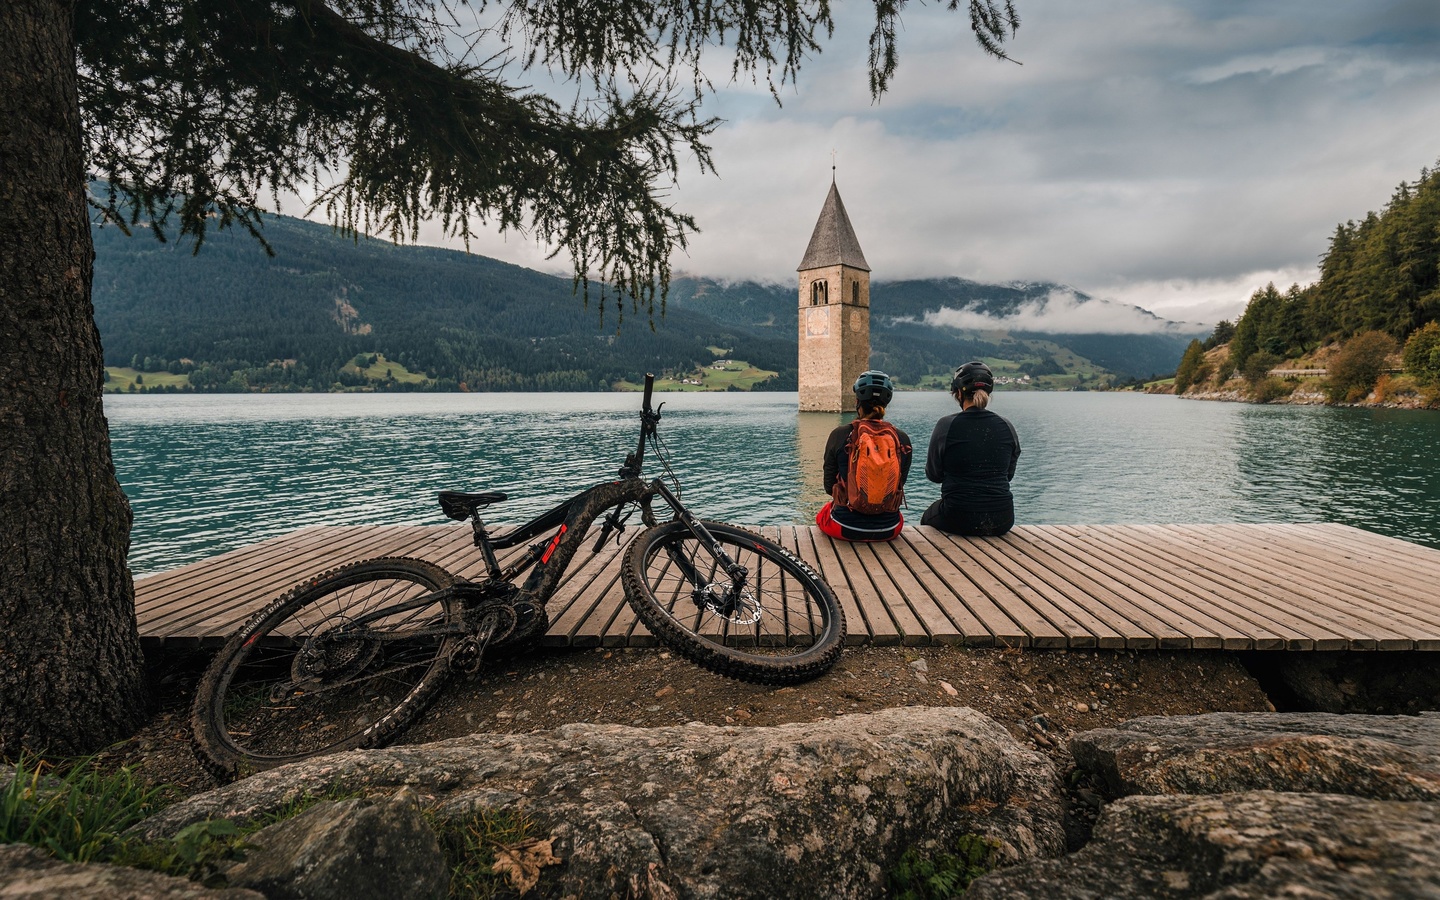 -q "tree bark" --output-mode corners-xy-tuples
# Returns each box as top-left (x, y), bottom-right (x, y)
(0, 0), (147, 754)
